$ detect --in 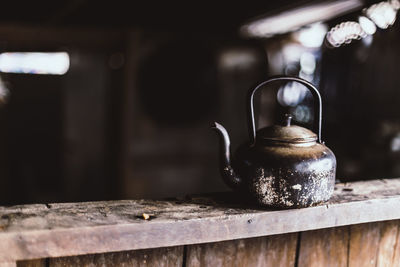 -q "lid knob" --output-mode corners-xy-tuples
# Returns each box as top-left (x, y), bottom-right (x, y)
(284, 114), (292, 127)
